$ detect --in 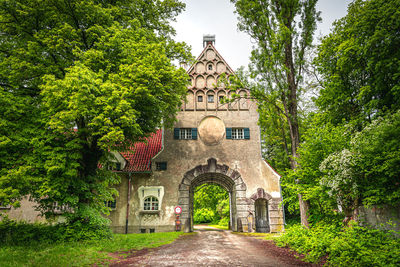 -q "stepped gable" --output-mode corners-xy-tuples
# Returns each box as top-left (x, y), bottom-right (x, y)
(120, 129), (162, 172)
(187, 41), (235, 91)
